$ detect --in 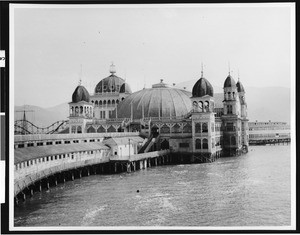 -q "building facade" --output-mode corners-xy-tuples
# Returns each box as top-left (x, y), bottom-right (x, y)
(68, 64), (249, 157)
